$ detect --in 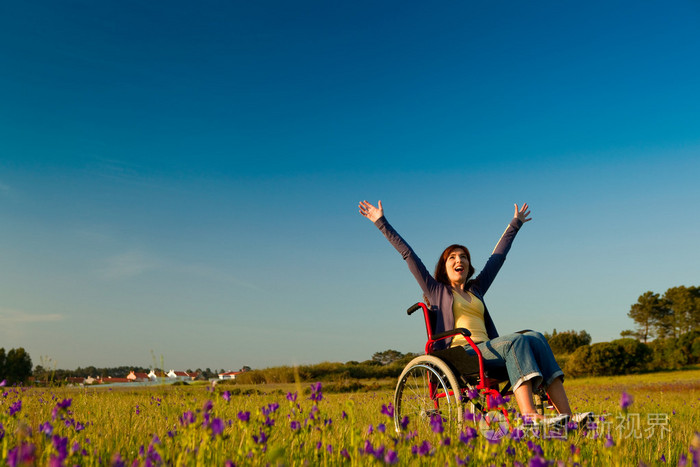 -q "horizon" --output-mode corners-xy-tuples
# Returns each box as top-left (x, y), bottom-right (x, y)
(2, 1), (699, 371)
